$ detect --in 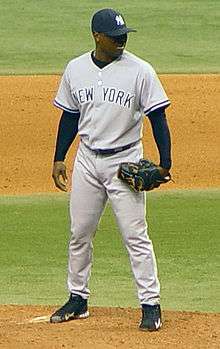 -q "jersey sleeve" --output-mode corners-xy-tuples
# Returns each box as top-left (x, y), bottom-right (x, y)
(54, 63), (80, 115)
(139, 64), (170, 115)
